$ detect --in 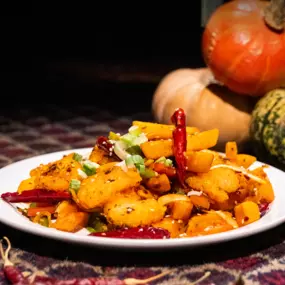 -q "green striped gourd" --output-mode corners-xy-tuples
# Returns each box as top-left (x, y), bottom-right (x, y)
(250, 89), (285, 166)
